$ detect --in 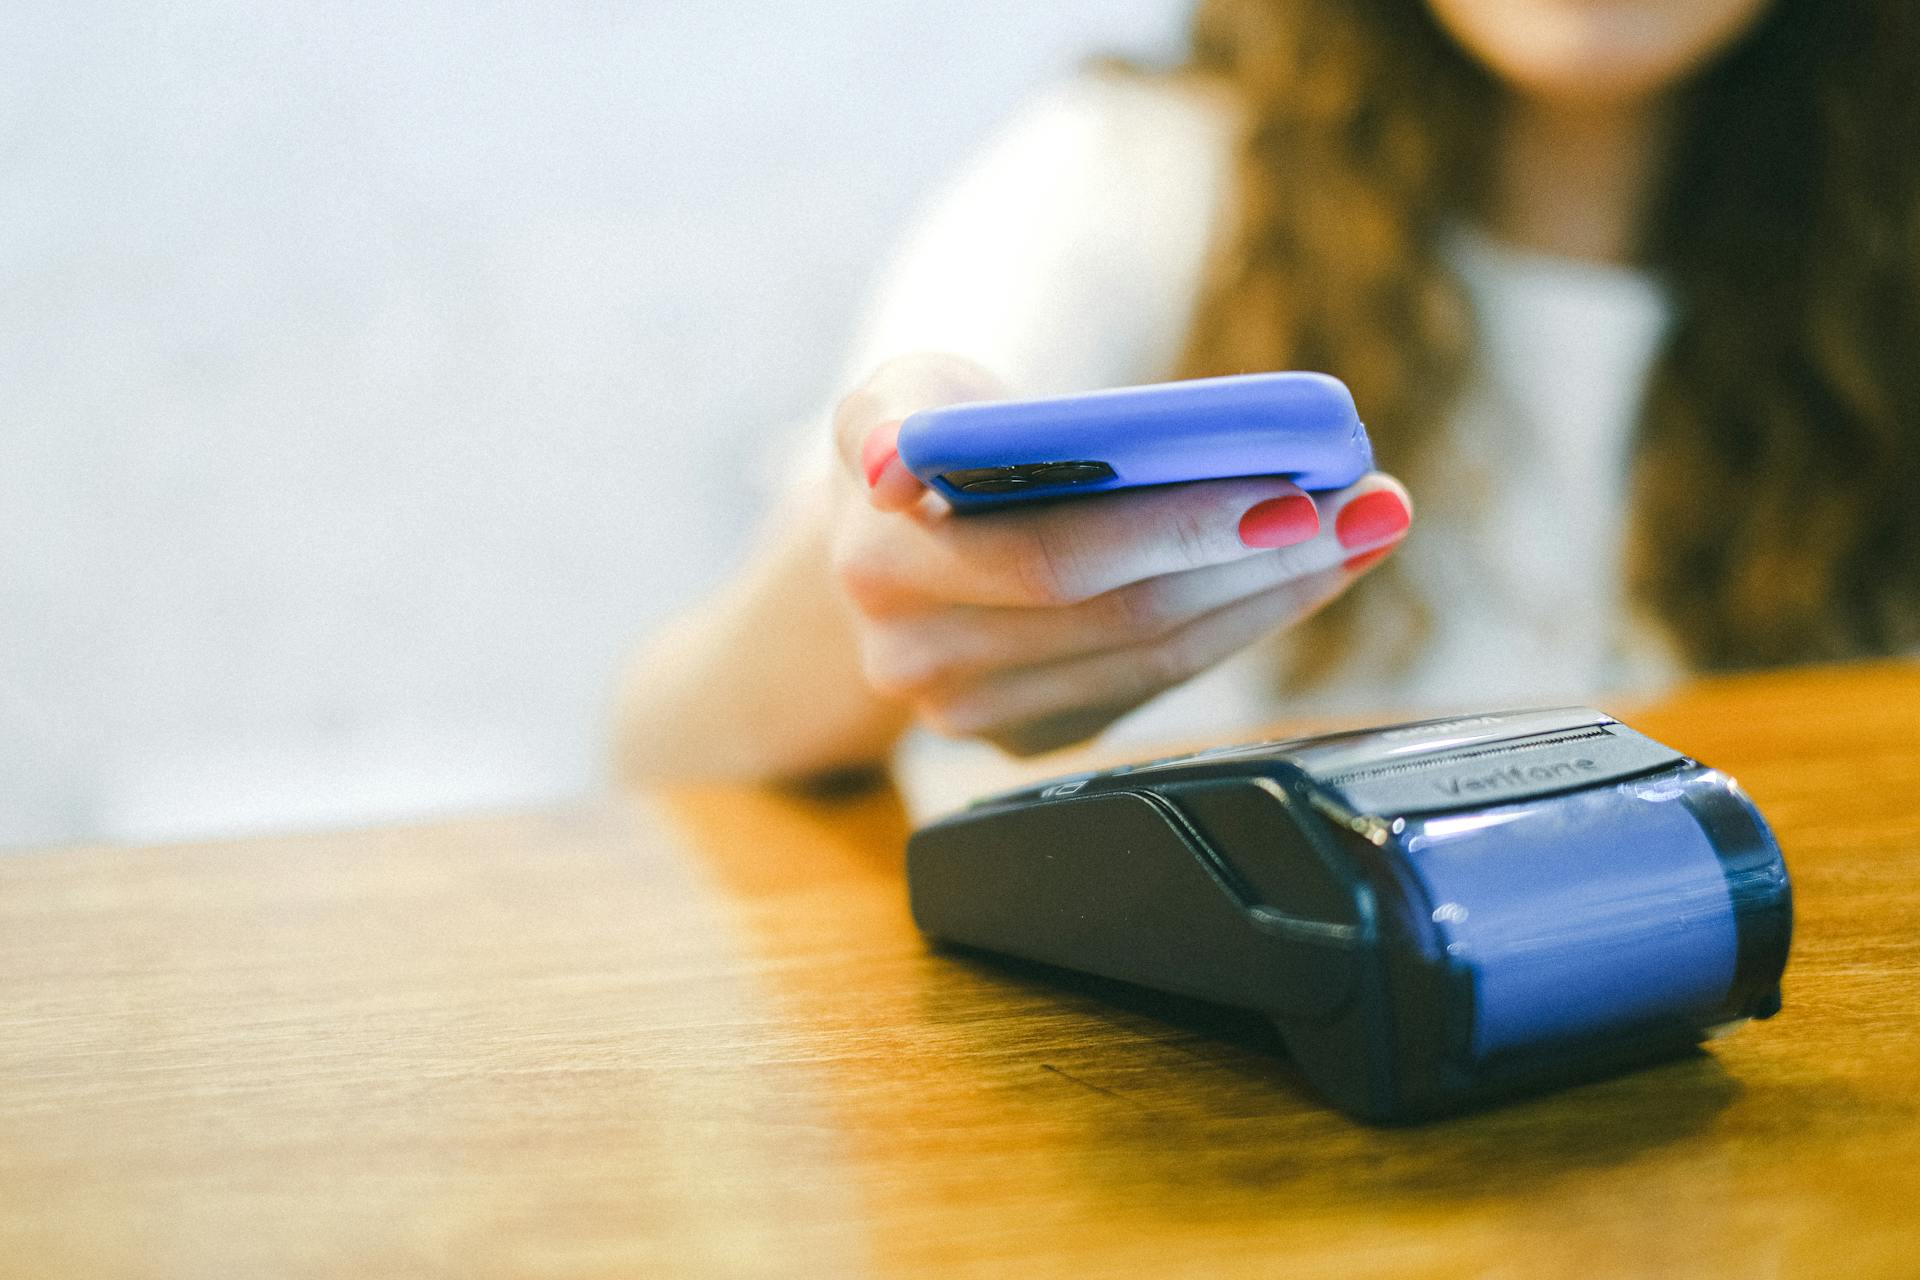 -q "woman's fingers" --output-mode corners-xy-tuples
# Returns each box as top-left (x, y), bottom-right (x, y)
(837, 473), (1299, 614)
(837, 470), (1408, 619)
(938, 559), (1362, 751)
(875, 474), (1412, 749)
(831, 353), (1007, 512)
(856, 502), (1375, 696)
(859, 549), (1318, 696)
